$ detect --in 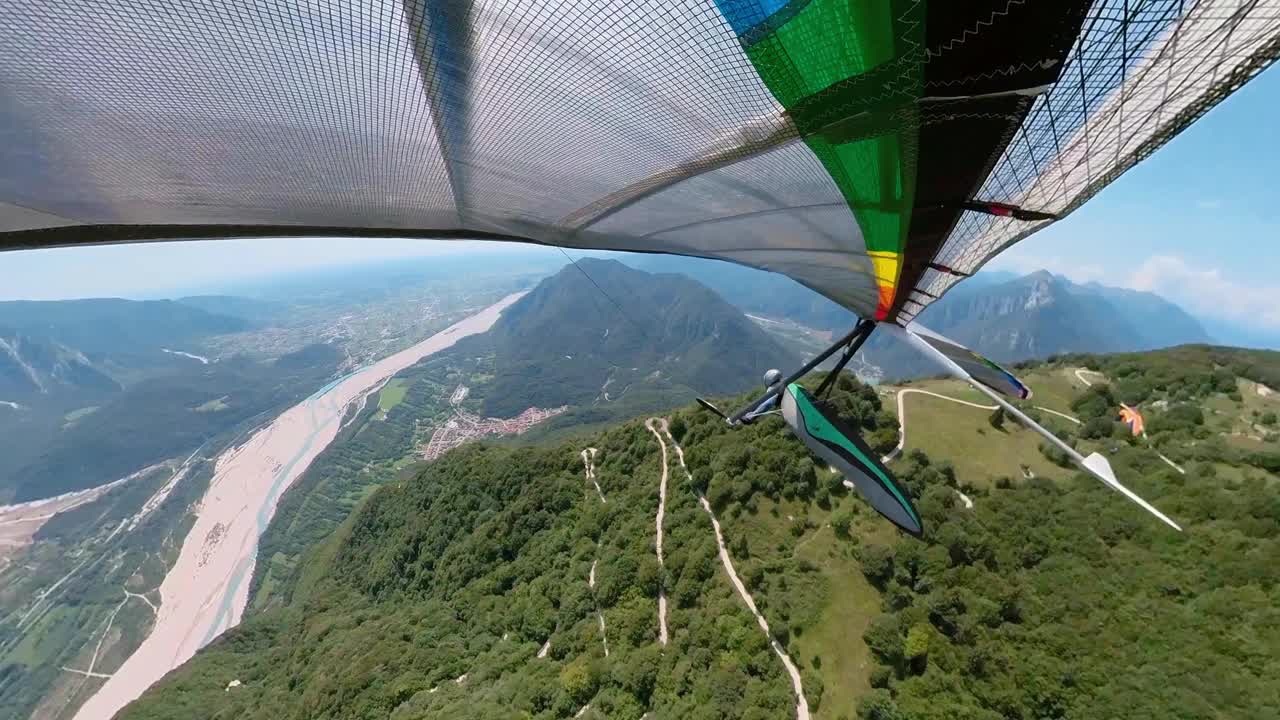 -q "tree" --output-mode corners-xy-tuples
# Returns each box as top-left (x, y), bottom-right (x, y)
(858, 689), (903, 720)
(1080, 416), (1115, 440)
(831, 512), (853, 539)
(559, 657), (597, 705)
(1262, 411), (1277, 426)
(904, 623), (931, 673)
(1039, 442), (1072, 468)
(669, 415), (688, 440)
(1071, 384), (1116, 420)
(988, 407), (1005, 430)
(860, 544), (895, 586)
